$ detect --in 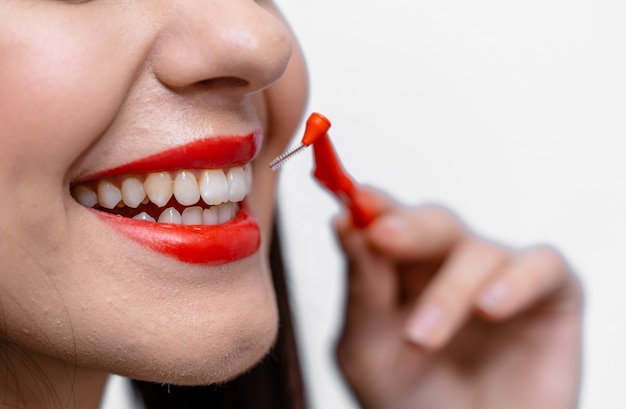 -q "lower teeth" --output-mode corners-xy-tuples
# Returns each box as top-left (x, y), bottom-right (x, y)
(133, 212), (155, 222)
(130, 202), (239, 226)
